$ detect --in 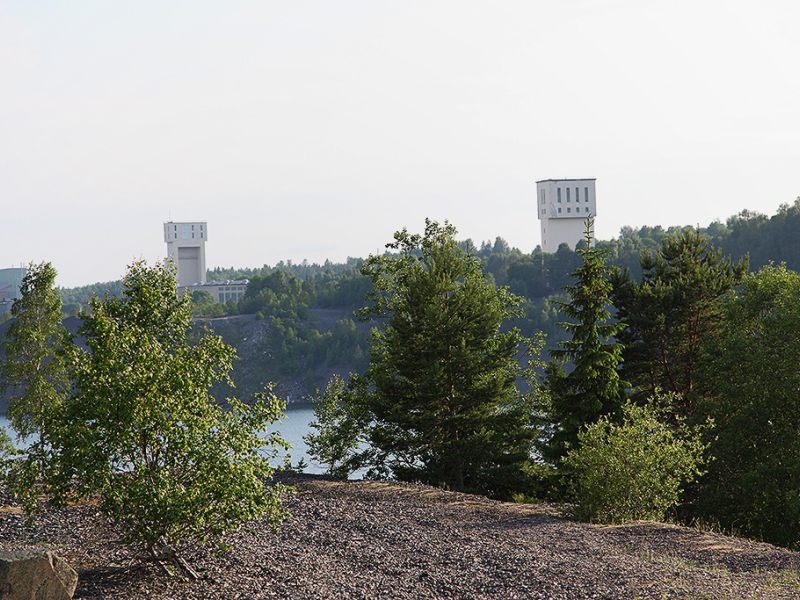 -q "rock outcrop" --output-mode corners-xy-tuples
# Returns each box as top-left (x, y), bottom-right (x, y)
(0, 550), (78, 600)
